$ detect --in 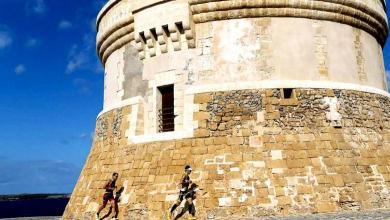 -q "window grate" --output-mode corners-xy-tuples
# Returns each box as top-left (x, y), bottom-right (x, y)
(158, 107), (175, 132)
(158, 85), (175, 132)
